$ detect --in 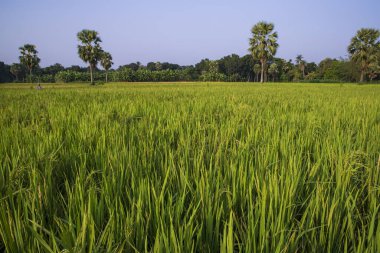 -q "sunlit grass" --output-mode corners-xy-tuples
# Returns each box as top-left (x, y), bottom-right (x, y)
(0, 82), (379, 252)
